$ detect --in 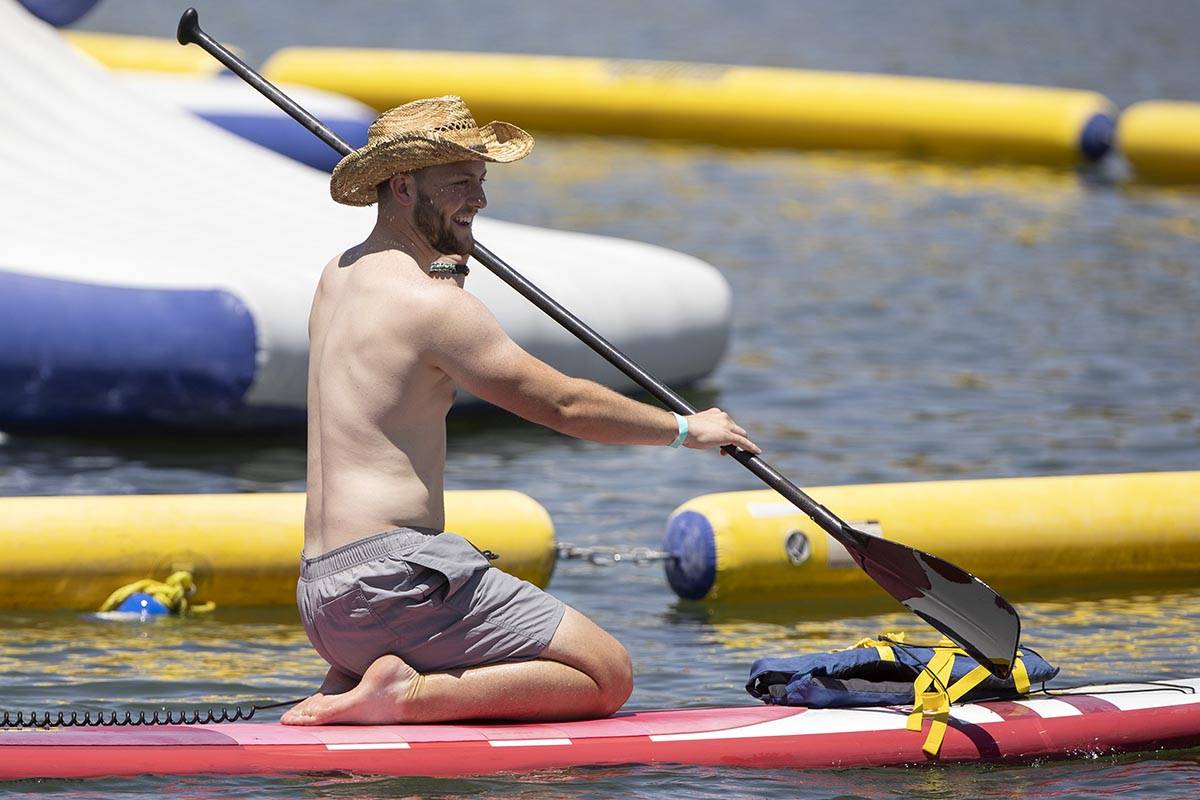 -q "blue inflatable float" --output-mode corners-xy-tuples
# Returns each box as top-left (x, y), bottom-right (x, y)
(19, 0), (98, 26)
